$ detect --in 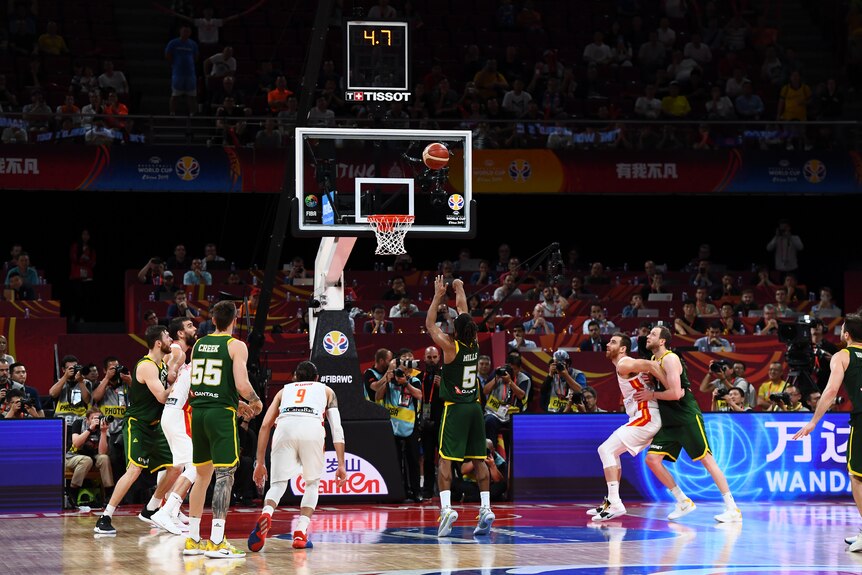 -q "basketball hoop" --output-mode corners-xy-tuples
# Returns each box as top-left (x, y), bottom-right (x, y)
(367, 215), (414, 256)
